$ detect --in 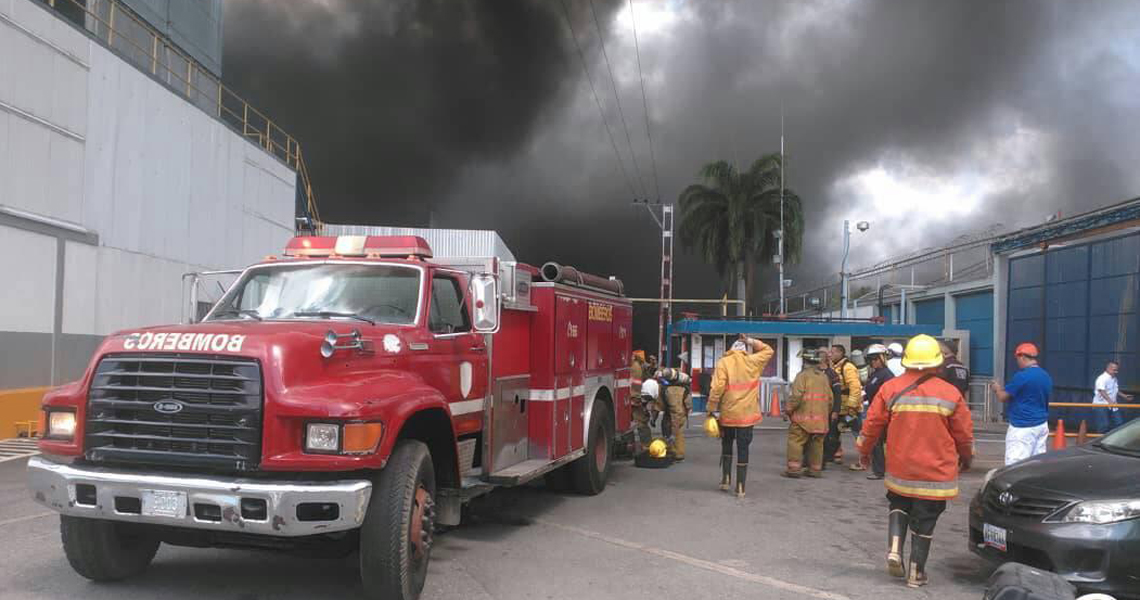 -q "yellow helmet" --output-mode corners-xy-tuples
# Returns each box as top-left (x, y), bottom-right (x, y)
(648, 439), (668, 458)
(901, 334), (943, 369)
(704, 416), (720, 438)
